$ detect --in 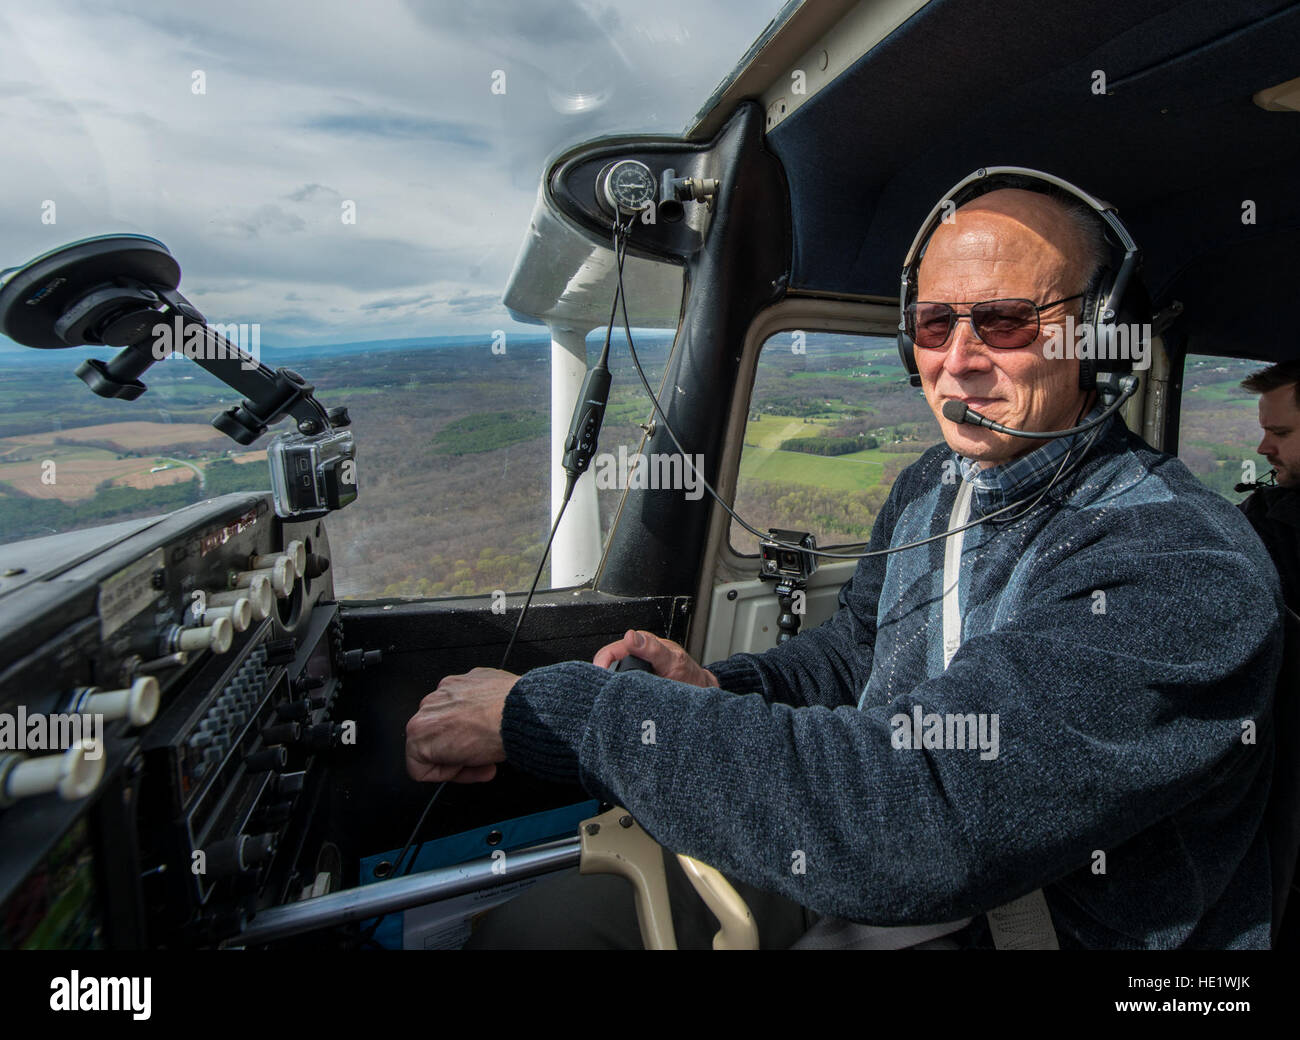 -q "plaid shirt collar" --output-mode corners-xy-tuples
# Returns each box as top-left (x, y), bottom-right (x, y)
(956, 403), (1110, 514)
